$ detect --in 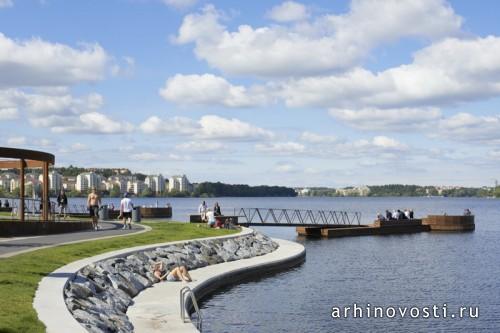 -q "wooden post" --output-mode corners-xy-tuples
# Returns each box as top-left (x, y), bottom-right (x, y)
(19, 159), (25, 222)
(42, 161), (49, 221)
